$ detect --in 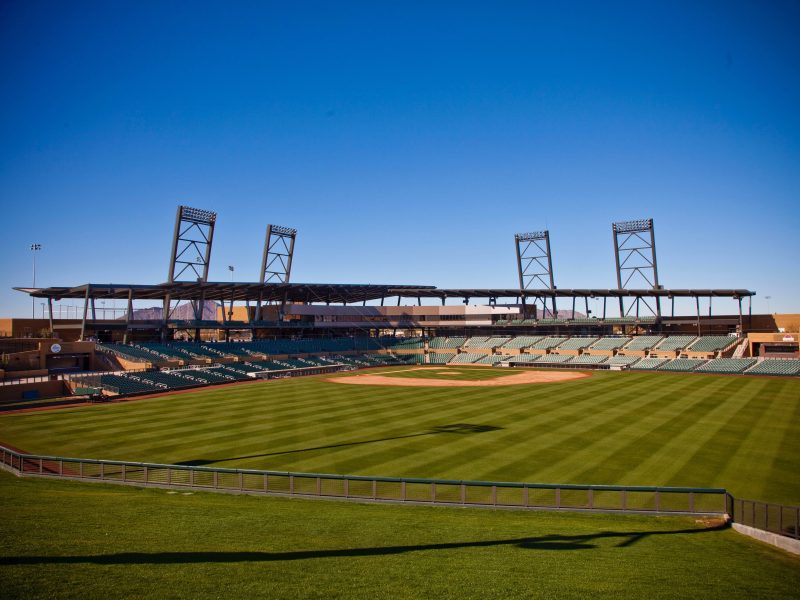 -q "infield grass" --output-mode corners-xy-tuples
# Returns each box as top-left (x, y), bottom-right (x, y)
(1, 472), (798, 599)
(0, 368), (798, 504)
